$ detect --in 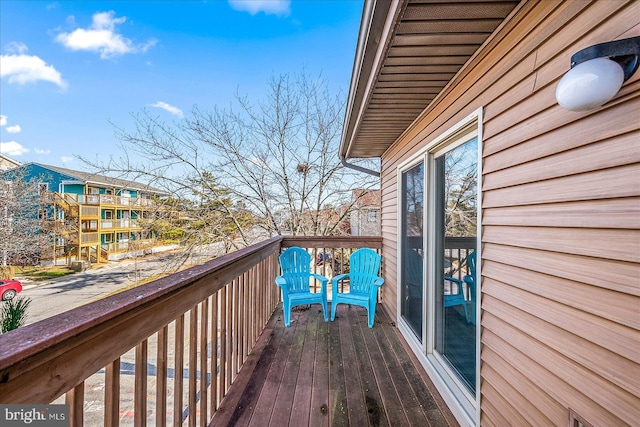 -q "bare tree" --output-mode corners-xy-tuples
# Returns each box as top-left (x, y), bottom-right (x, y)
(442, 138), (477, 237)
(0, 171), (51, 269)
(83, 71), (377, 252)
